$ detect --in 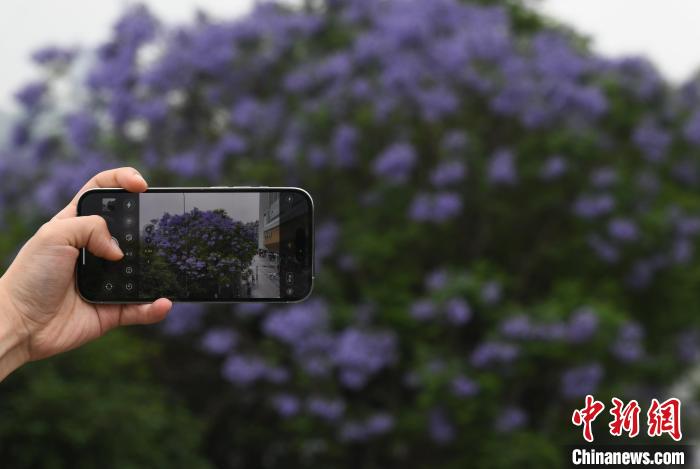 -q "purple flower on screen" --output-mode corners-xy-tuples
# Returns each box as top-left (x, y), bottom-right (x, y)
(488, 148), (517, 185)
(608, 217), (639, 242)
(495, 407), (527, 433)
(373, 142), (417, 184)
(567, 307), (599, 343)
(201, 328), (237, 354)
(444, 298), (472, 325)
(450, 375), (479, 398)
(430, 161), (466, 186)
(539, 155), (567, 180)
(561, 363), (603, 398)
